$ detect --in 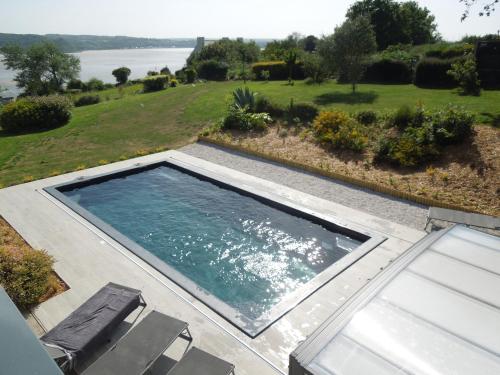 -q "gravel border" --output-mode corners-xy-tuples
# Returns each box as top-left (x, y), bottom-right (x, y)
(180, 142), (428, 230)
